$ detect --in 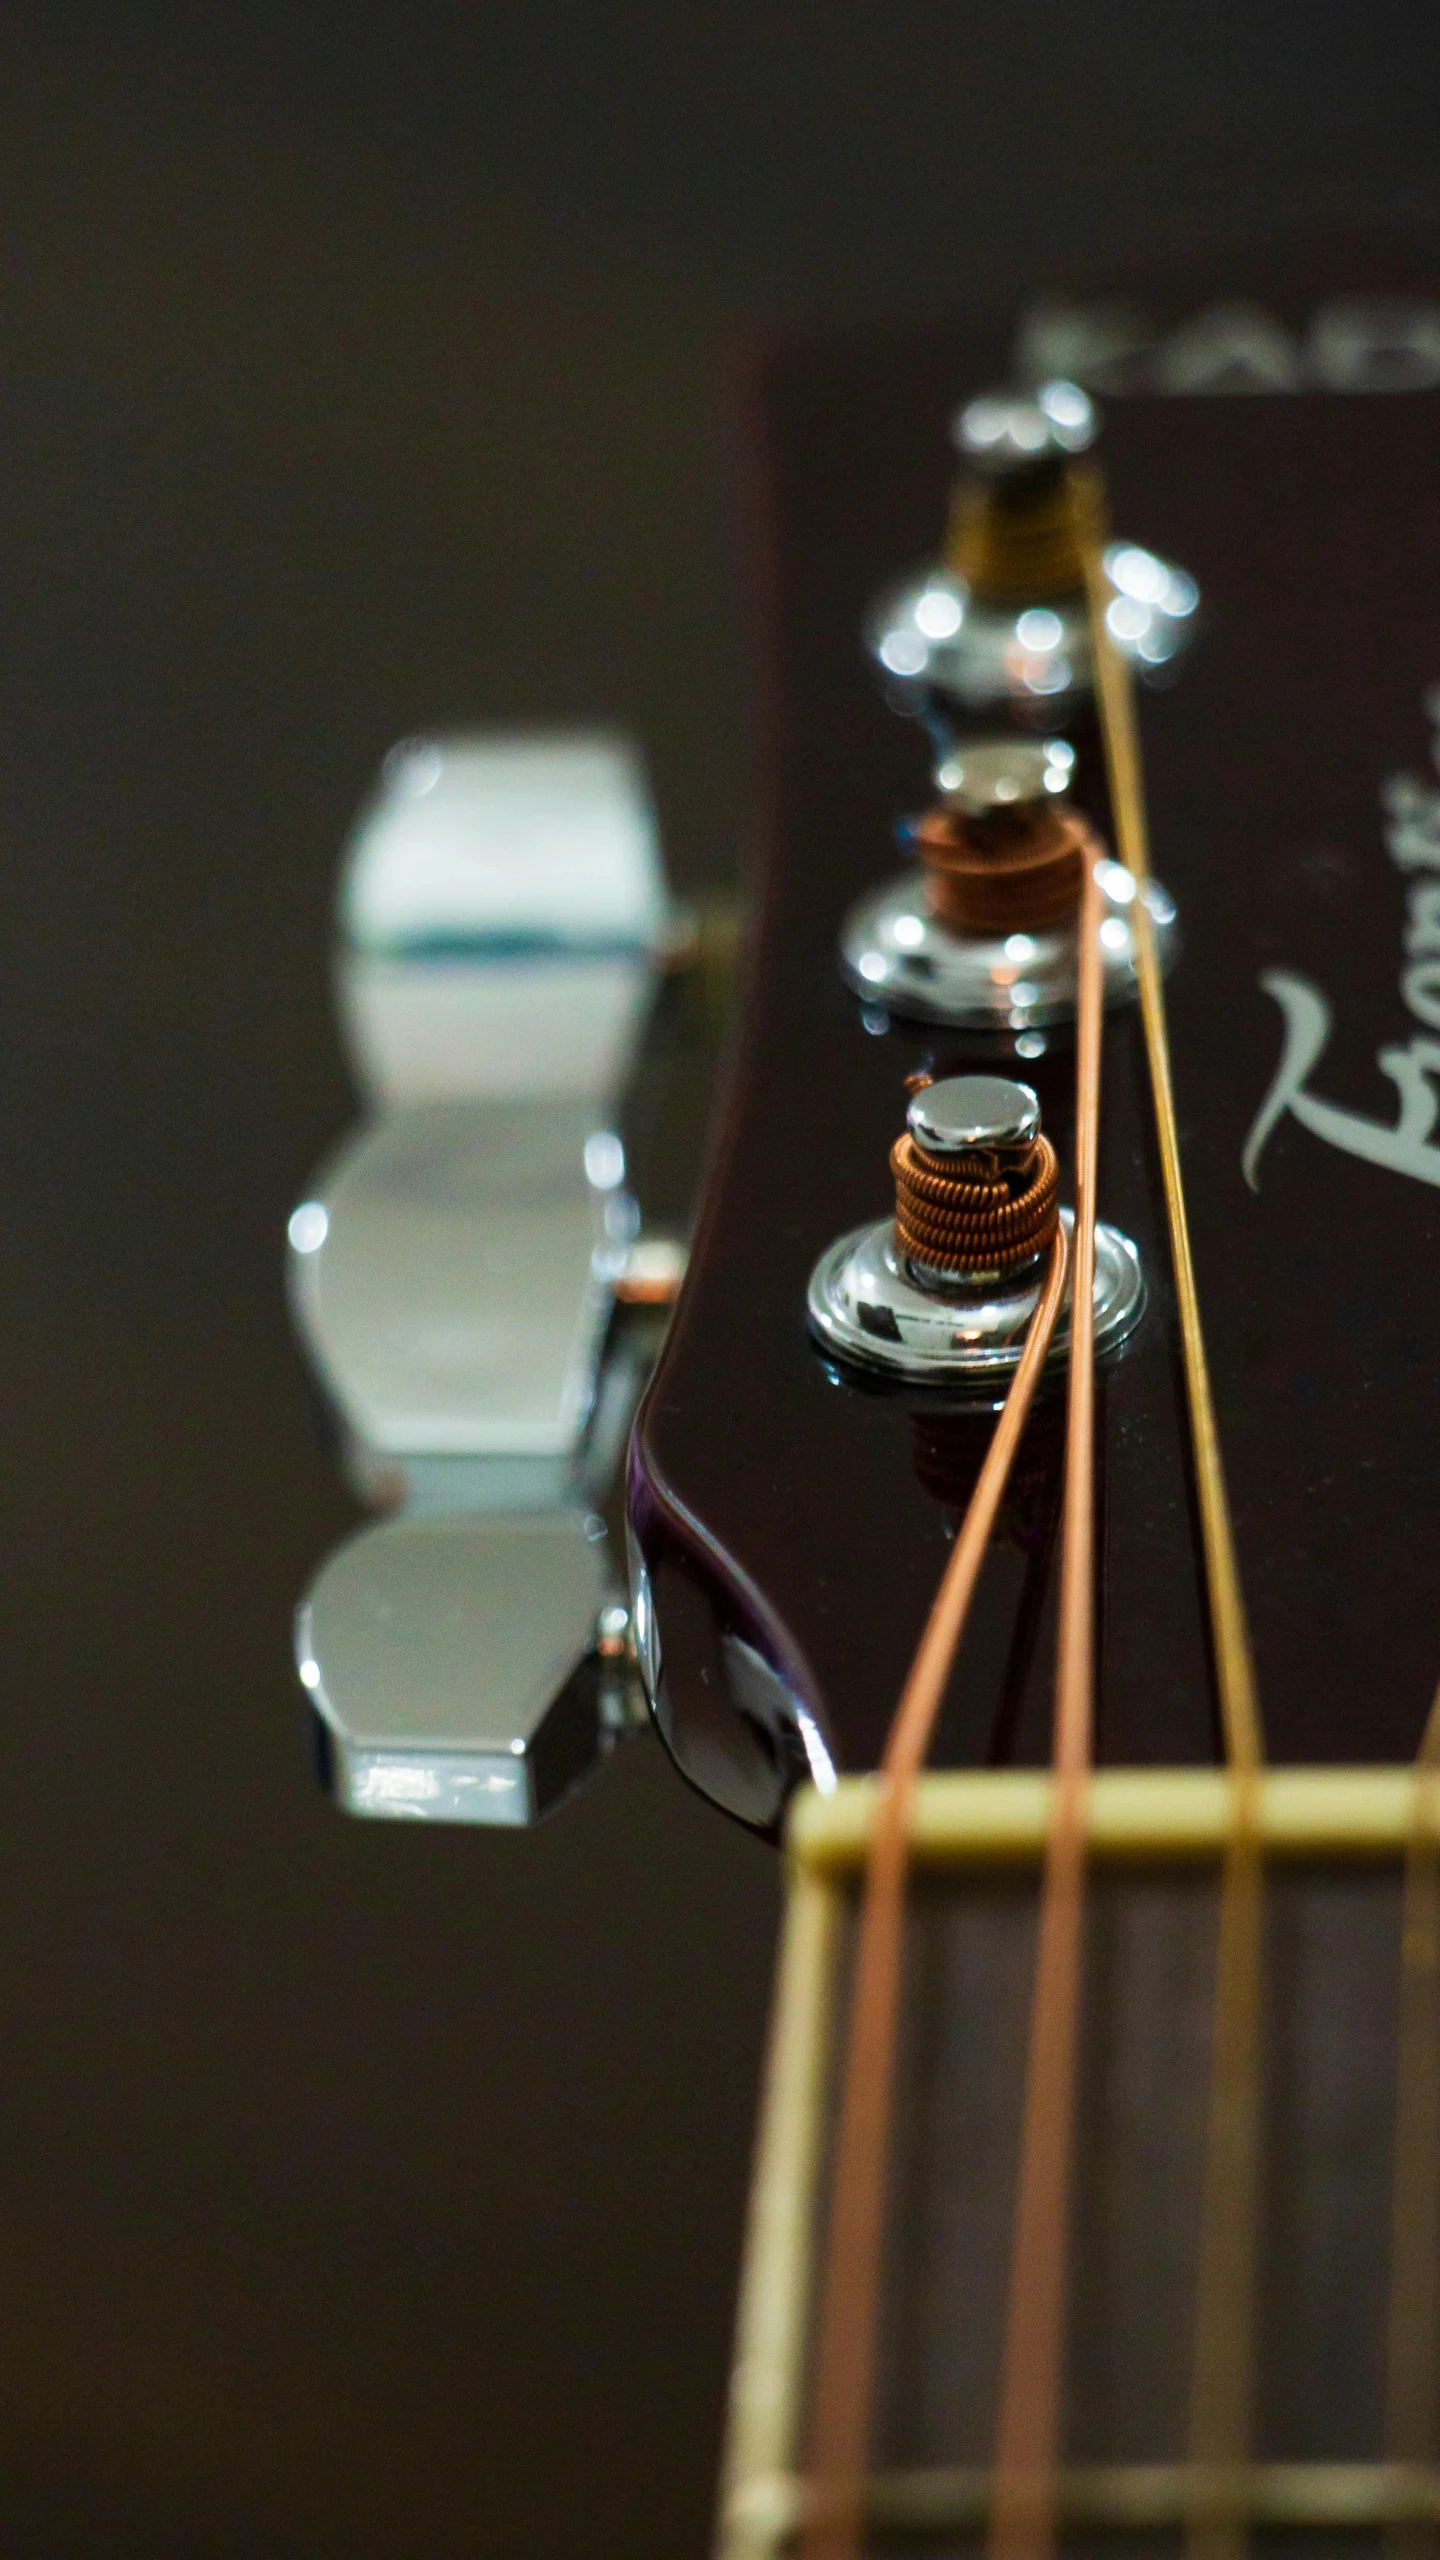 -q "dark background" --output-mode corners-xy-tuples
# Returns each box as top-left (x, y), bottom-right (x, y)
(0, 6), (1435, 2550)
